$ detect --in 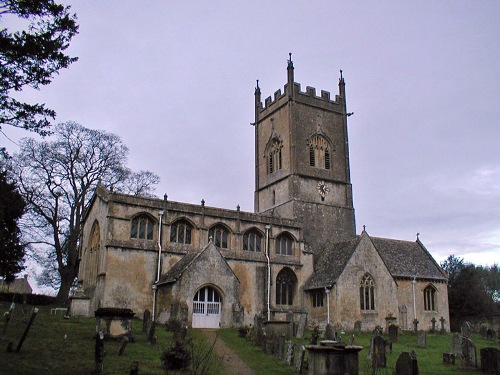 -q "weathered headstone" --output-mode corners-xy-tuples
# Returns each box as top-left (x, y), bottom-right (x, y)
(325, 323), (336, 340)
(296, 345), (305, 373)
(372, 335), (387, 370)
(142, 309), (151, 333)
(461, 321), (472, 338)
(461, 337), (477, 369)
(430, 317), (437, 333)
(451, 333), (462, 356)
(439, 316), (446, 334)
(389, 324), (398, 343)
(480, 347), (500, 374)
(395, 351), (419, 375)
(417, 330), (426, 348)
(277, 334), (285, 359)
(354, 320), (362, 333)
(296, 314), (307, 339)
(385, 340), (393, 354)
(285, 340), (295, 366)
(310, 325), (320, 345)
(486, 328), (495, 340)
(373, 325), (383, 337)
(413, 319), (419, 333)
